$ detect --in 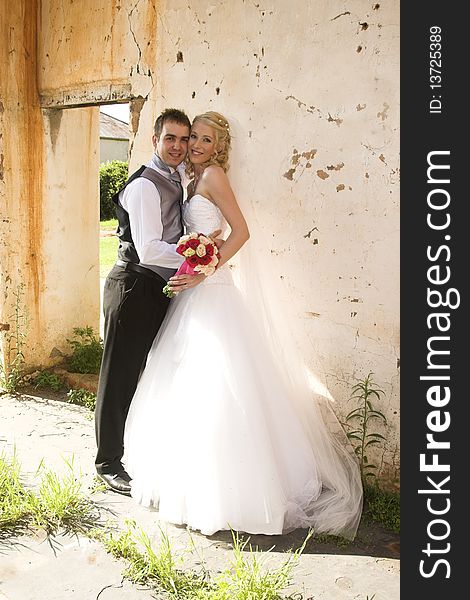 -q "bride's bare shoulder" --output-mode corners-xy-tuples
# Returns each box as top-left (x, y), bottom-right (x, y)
(202, 164), (227, 184)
